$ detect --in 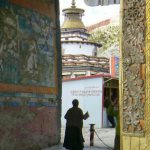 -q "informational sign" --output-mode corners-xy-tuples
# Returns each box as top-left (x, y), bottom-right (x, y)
(110, 56), (119, 78)
(62, 77), (103, 128)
